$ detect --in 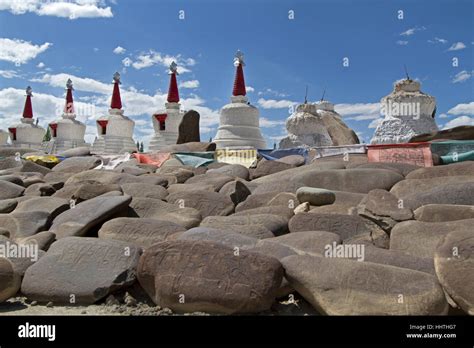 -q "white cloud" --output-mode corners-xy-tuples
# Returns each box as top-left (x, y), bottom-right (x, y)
(428, 37), (448, 44)
(0, 70), (19, 78)
(443, 116), (474, 129)
(179, 80), (199, 89)
(448, 42), (466, 51)
(447, 102), (474, 116)
(258, 88), (288, 97)
(31, 73), (111, 94)
(259, 117), (286, 128)
(396, 40), (408, 46)
(125, 50), (194, 73)
(452, 70), (472, 83)
(400, 26), (426, 36)
(0, 38), (51, 65)
(0, 0), (113, 19)
(113, 46), (126, 55)
(36, 62), (45, 68)
(438, 113), (449, 119)
(257, 98), (296, 109)
(246, 86), (255, 93)
(335, 103), (380, 119)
